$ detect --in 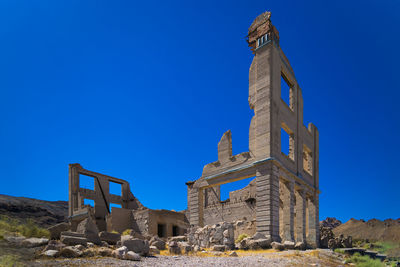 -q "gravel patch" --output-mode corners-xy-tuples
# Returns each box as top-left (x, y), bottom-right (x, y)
(32, 249), (346, 267)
